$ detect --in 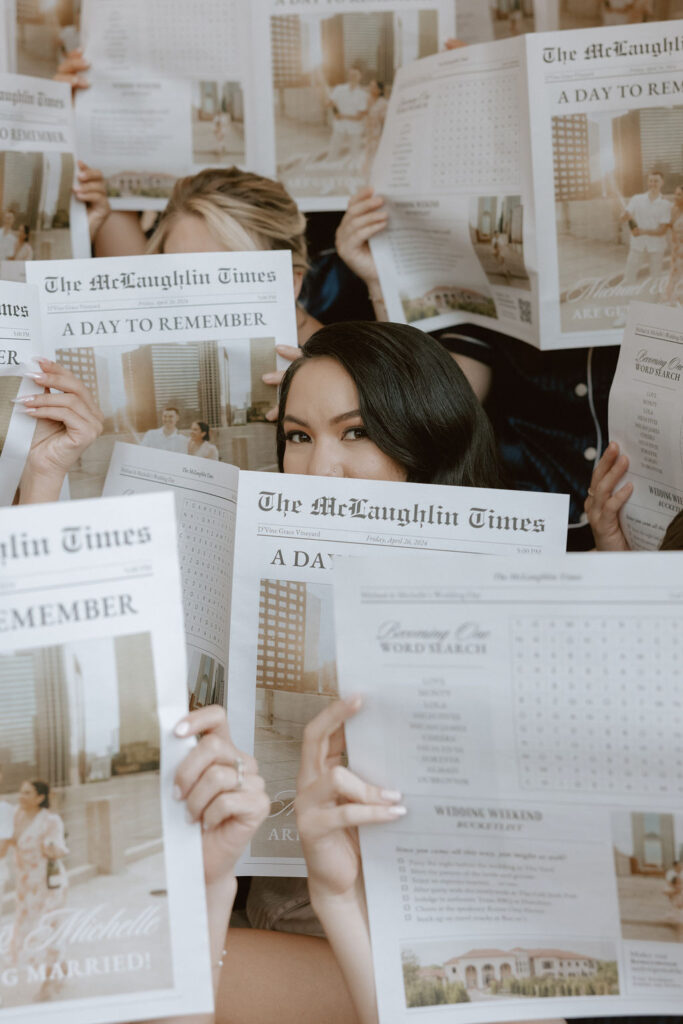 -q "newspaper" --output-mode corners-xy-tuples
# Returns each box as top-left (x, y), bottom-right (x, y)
(77, 0), (454, 212)
(608, 300), (683, 549)
(0, 73), (89, 280)
(0, 281), (43, 505)
(334, 551), (683, 1023)
(0, 0), (80, 77)
(26, 249), (297, 497)
(0, 491), (212, 1022)
(102, 450), (570, 874)
(371, 18), (683, 349)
